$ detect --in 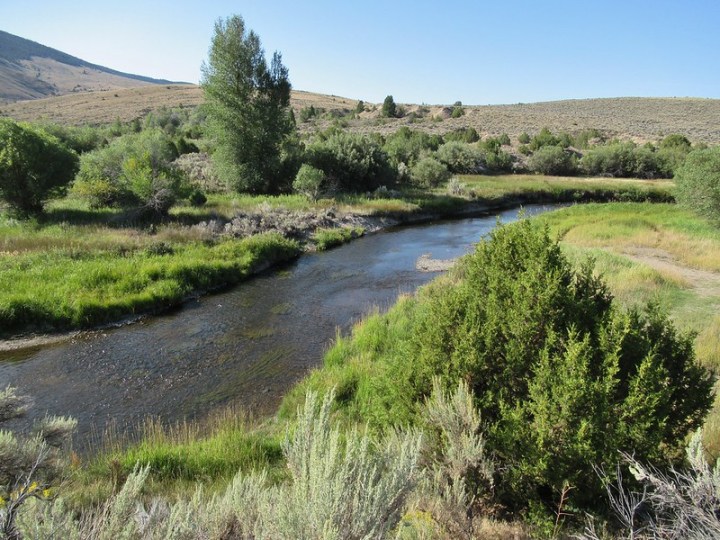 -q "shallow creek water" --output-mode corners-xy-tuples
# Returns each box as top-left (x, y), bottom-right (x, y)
(0, 205), (558, 443)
